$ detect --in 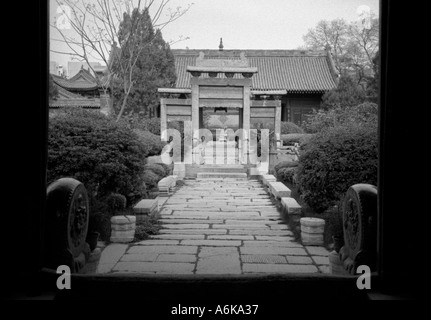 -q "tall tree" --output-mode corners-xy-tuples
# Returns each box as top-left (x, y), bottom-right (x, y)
(302, 19), (350, 74)
(51, 0), (191, 121)
(112, 11), (176, 118)
(364, 50), (379, 103)
(302, 15), (379, 84)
